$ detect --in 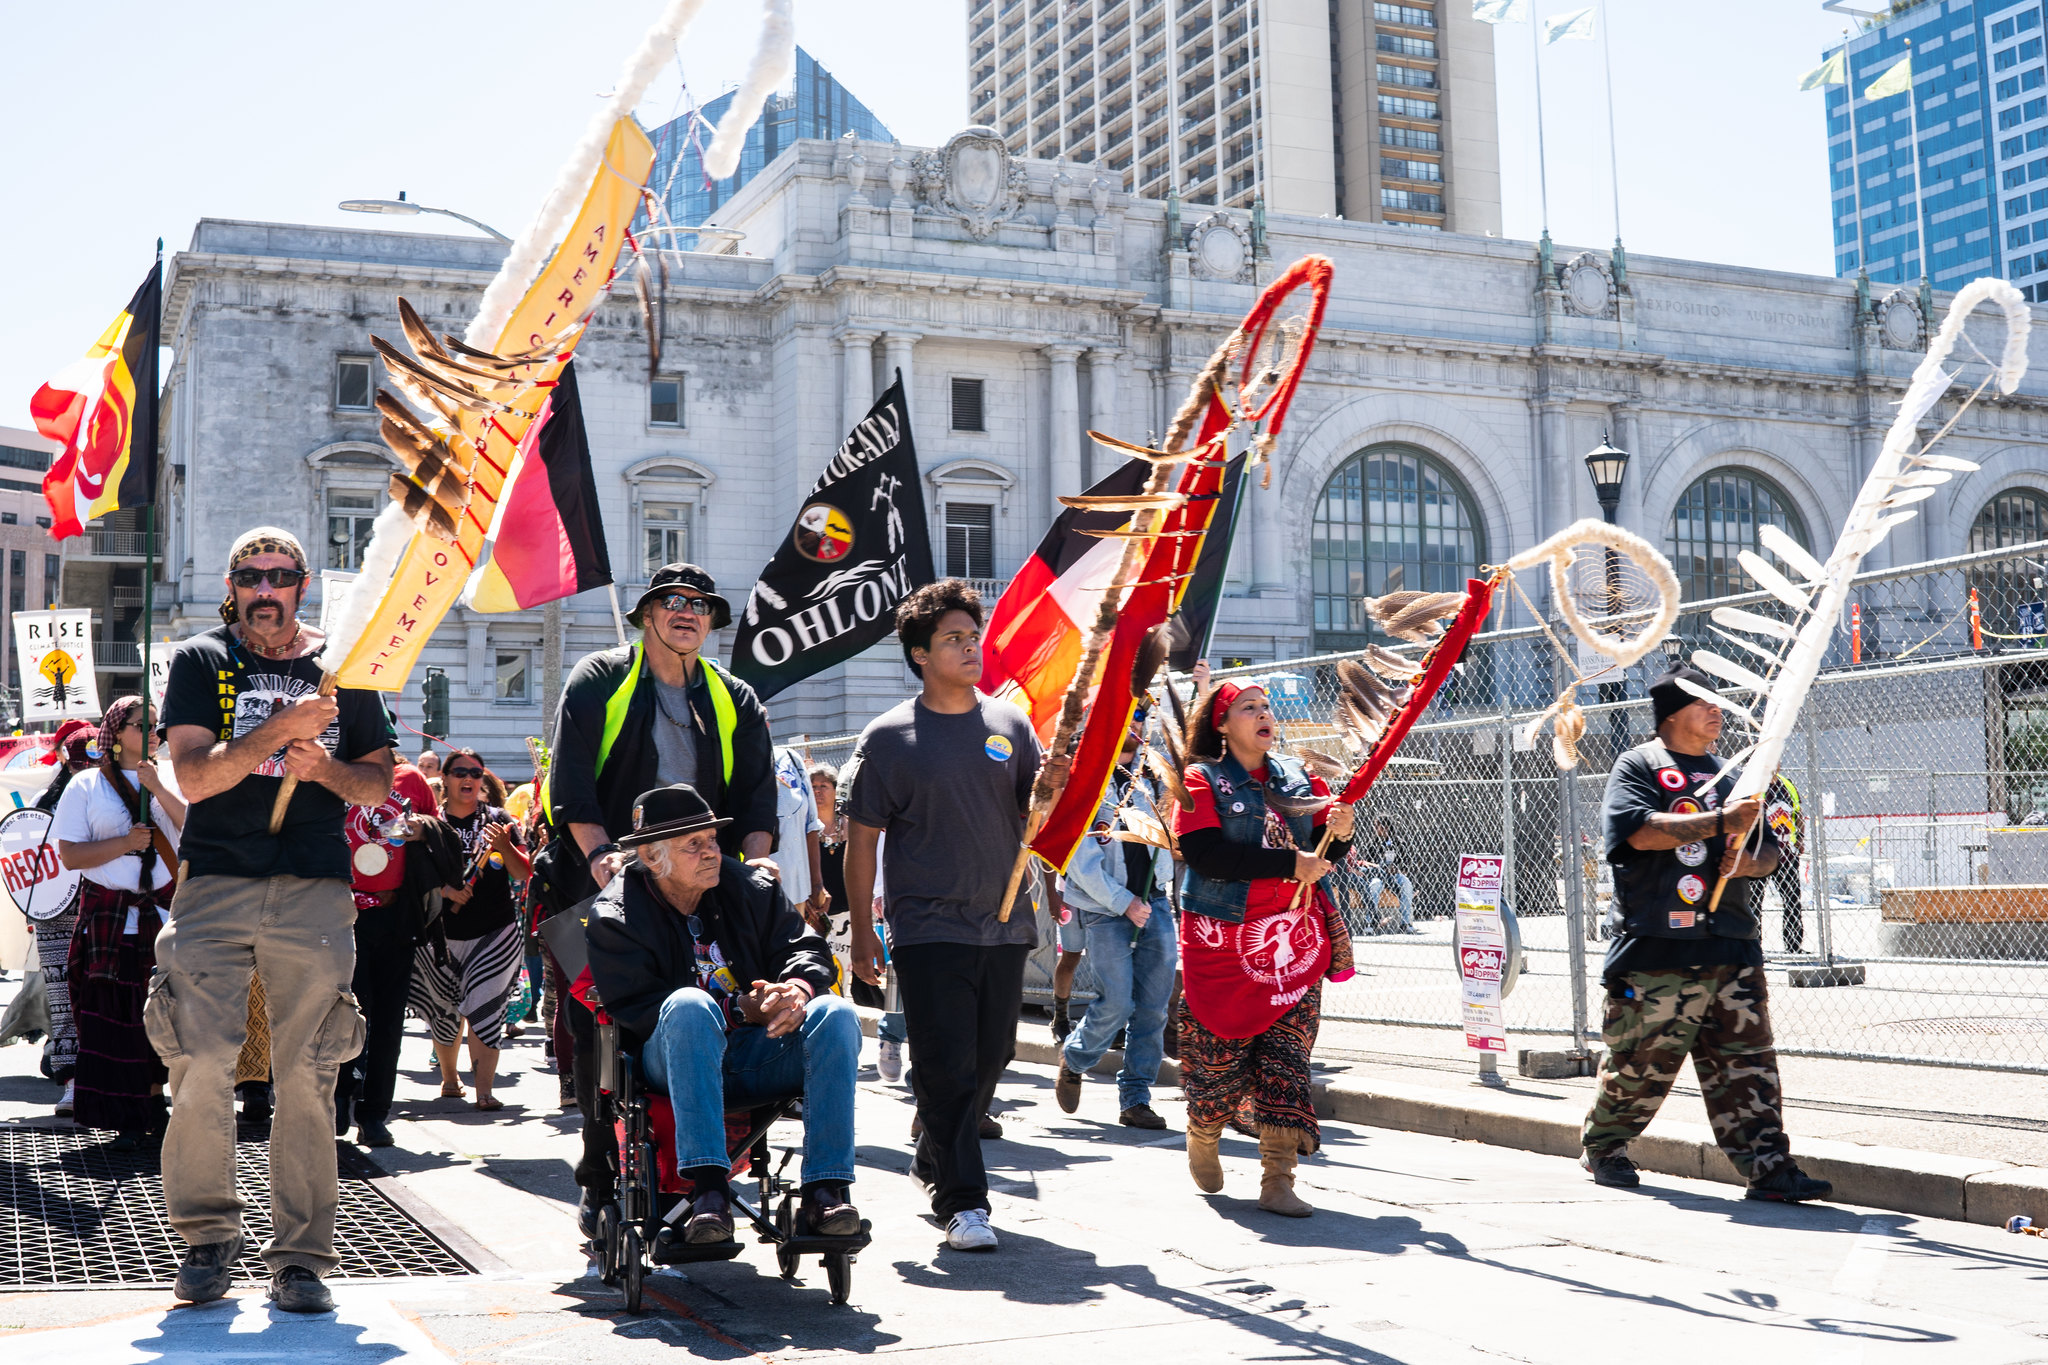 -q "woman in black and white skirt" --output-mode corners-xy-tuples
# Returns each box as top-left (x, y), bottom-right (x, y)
(409, 749), (530, 1112)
